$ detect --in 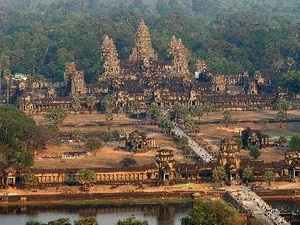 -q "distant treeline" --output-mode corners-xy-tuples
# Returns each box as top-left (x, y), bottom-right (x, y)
(0, 0), (300, 84)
